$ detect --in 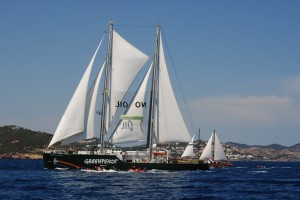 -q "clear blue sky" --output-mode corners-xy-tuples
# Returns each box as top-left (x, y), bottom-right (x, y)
(1, 0), (299, 146)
